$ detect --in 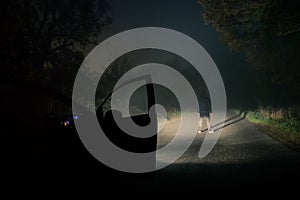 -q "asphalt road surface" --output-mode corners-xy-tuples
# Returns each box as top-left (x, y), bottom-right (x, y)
(15, 111), (299, 191)
(151, 111), (300, 189)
